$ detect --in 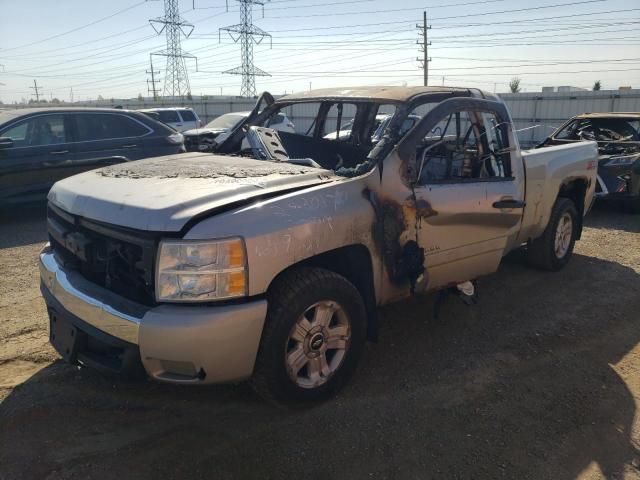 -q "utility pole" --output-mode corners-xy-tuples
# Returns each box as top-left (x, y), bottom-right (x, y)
(70, 87), (74, 103)
(416, 10), (431, 86)
(30, 80), (42, 102)
(220, 0), (272, 97)
(150, 0), (197, 98)
(146, 55), (161, 100)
